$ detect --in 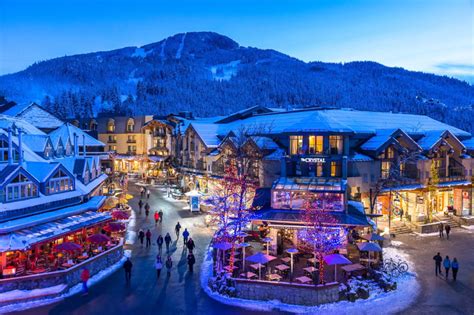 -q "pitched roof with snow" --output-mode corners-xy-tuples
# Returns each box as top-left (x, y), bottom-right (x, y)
(463, 138), (474, 150)
(49, 123), (104, 147)
(22, 134), (50, 153)
(0, 115), (46, 135)
(2, 103), (64, 130)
